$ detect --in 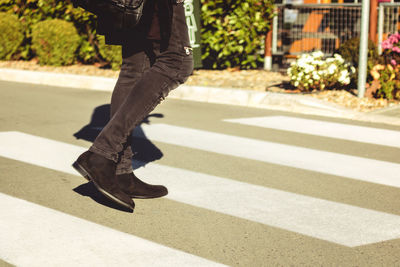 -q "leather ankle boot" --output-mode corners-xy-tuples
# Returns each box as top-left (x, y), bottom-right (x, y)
(117, 172), (168, 199)
(73, 151), (135, 211)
